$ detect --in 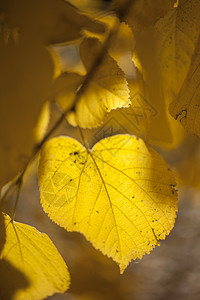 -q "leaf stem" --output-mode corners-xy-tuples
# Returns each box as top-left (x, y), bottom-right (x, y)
(11, 171), (24, 221)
